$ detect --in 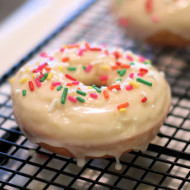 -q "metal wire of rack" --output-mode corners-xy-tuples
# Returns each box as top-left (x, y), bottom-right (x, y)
(0, 0), (190, 189)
